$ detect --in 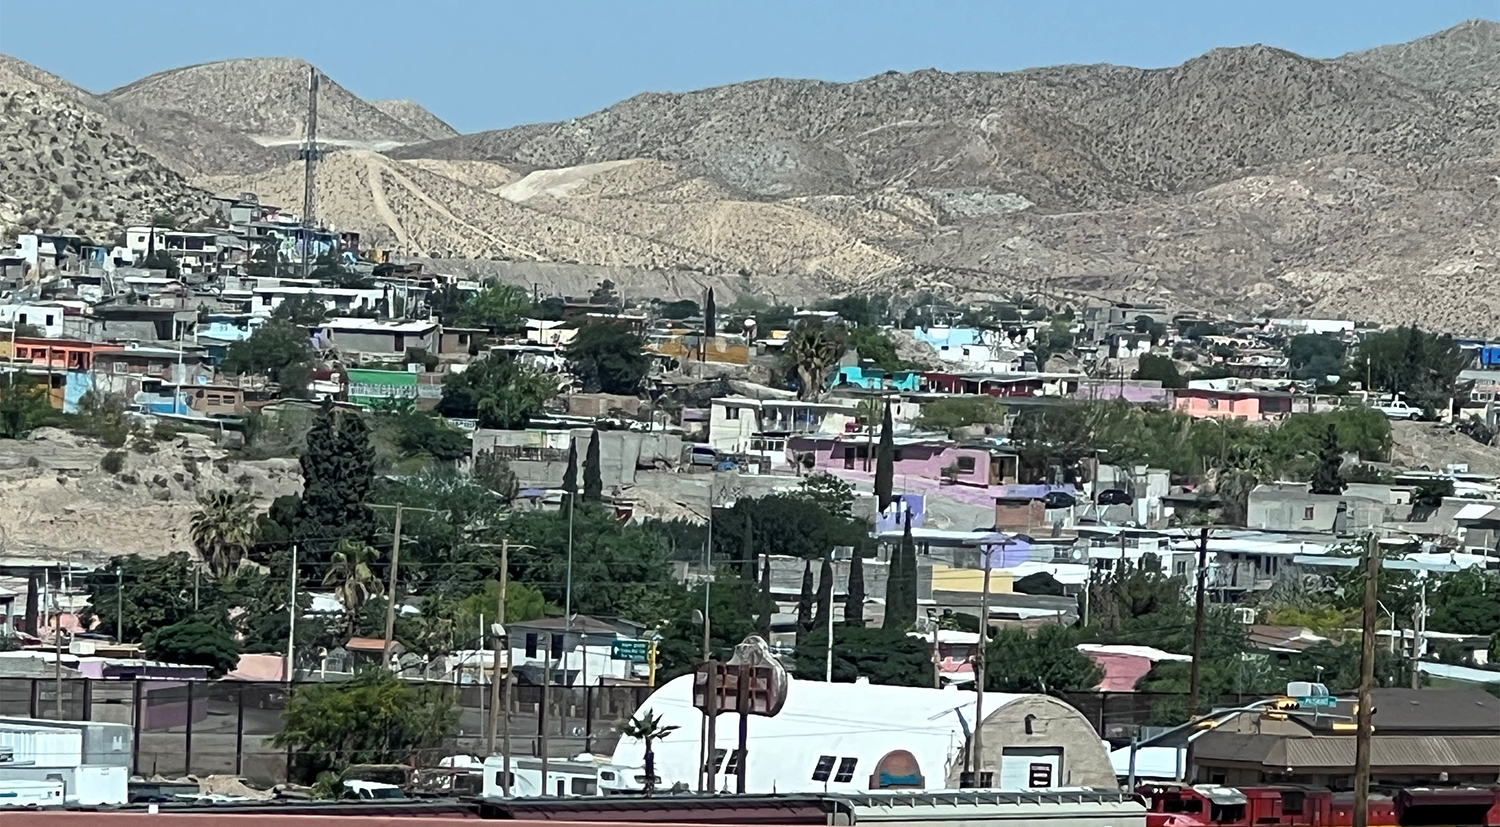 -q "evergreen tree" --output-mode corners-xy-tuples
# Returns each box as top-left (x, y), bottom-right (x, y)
(875, 400), (894, 511)
(296, 401), (373, 562)
(796, 559), (814, 637)
(1310, 424), (1346, 495)
(846, 552), (865, 627)
(883, 512), (917, 629)
(813, 556), (834, 630)
(561, 439), (578, 503)
(583, 429), (603, 502)
(757, 555), (773, 639)
(704, 287), (717, 338)
(739, 514), (755, 580)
